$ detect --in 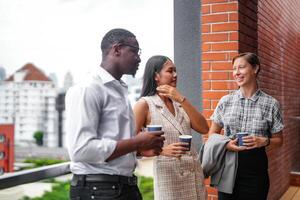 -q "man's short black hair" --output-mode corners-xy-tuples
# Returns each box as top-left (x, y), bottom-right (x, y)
(101, 28), (136, 56)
